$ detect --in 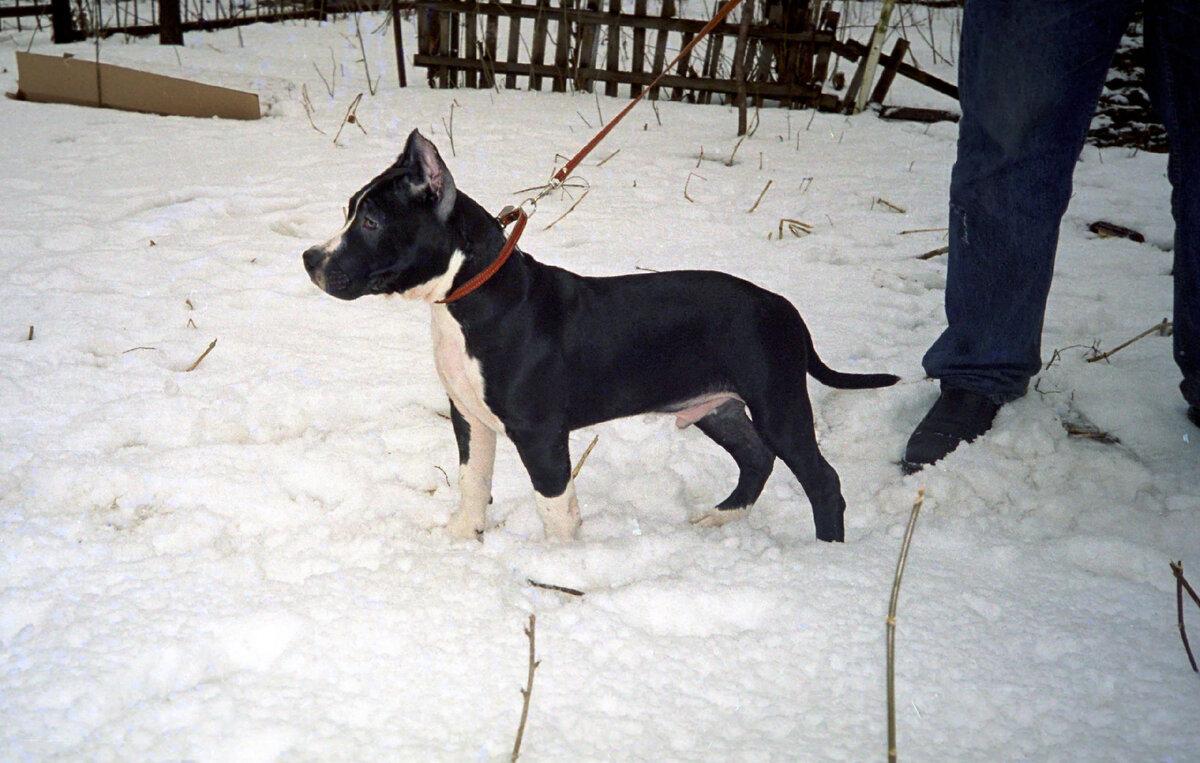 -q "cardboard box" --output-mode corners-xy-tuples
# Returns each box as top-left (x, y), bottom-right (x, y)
(13, 51), (260, 120)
